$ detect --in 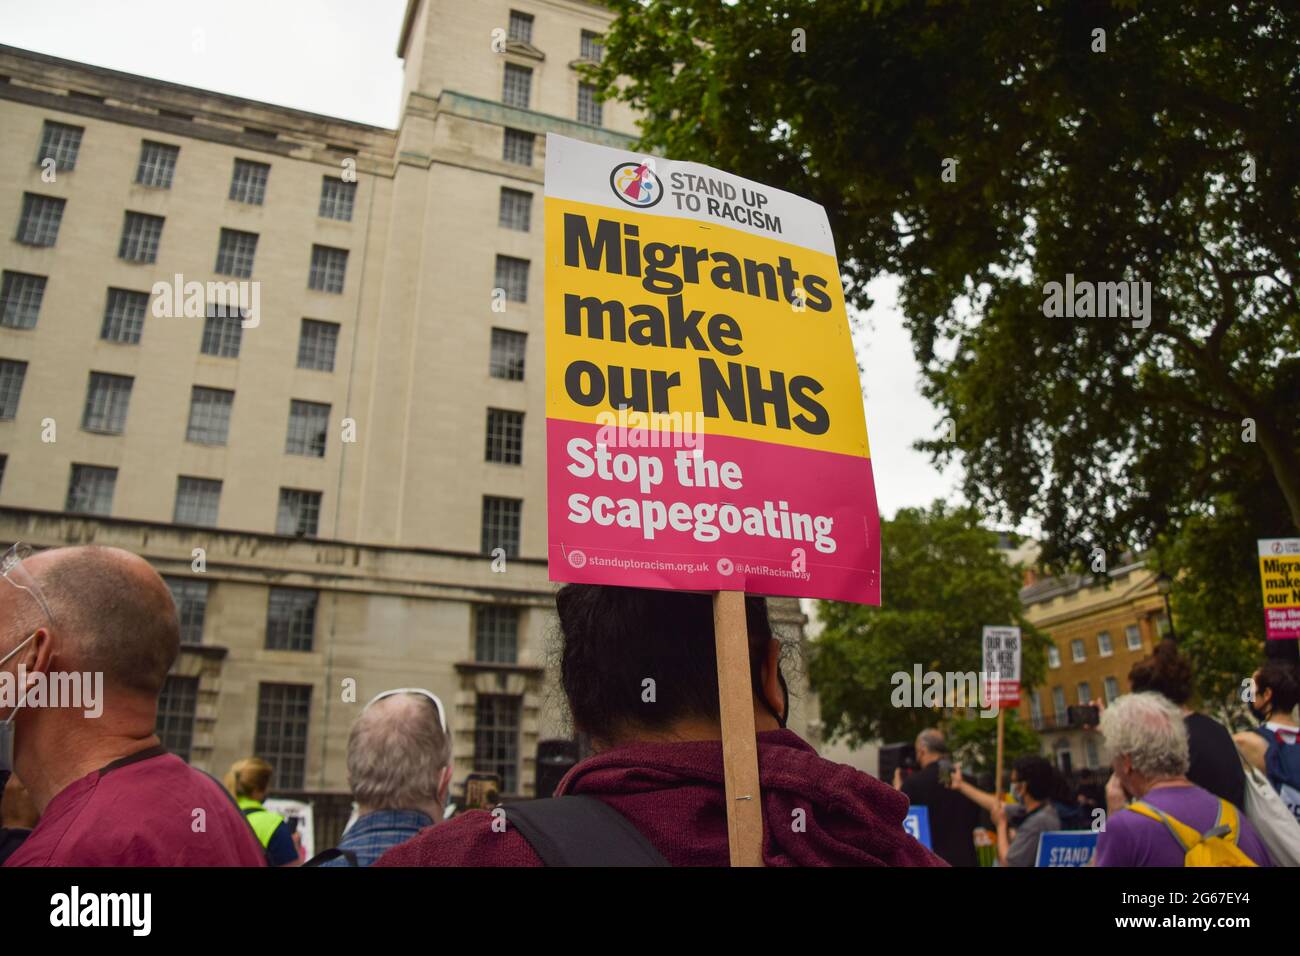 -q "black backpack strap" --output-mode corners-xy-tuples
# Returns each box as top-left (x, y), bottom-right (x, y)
(302, 847), (359, 867)
(504, 795), (670, 867)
